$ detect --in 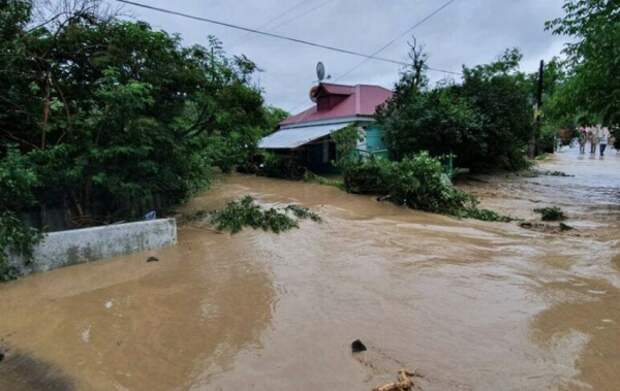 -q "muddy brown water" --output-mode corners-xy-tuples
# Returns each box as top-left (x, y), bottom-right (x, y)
(1, 147), (619, 391)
